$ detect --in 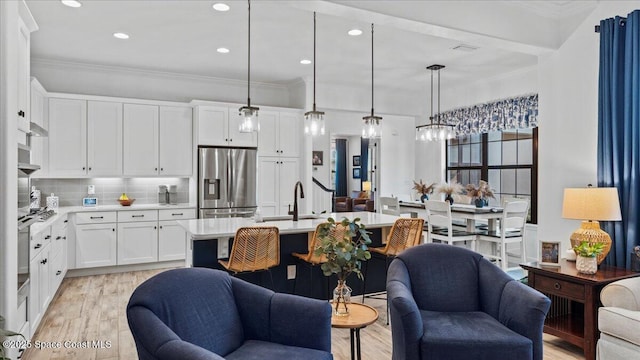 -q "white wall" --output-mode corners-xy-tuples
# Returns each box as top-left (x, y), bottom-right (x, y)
(537, 1), (640, 253)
